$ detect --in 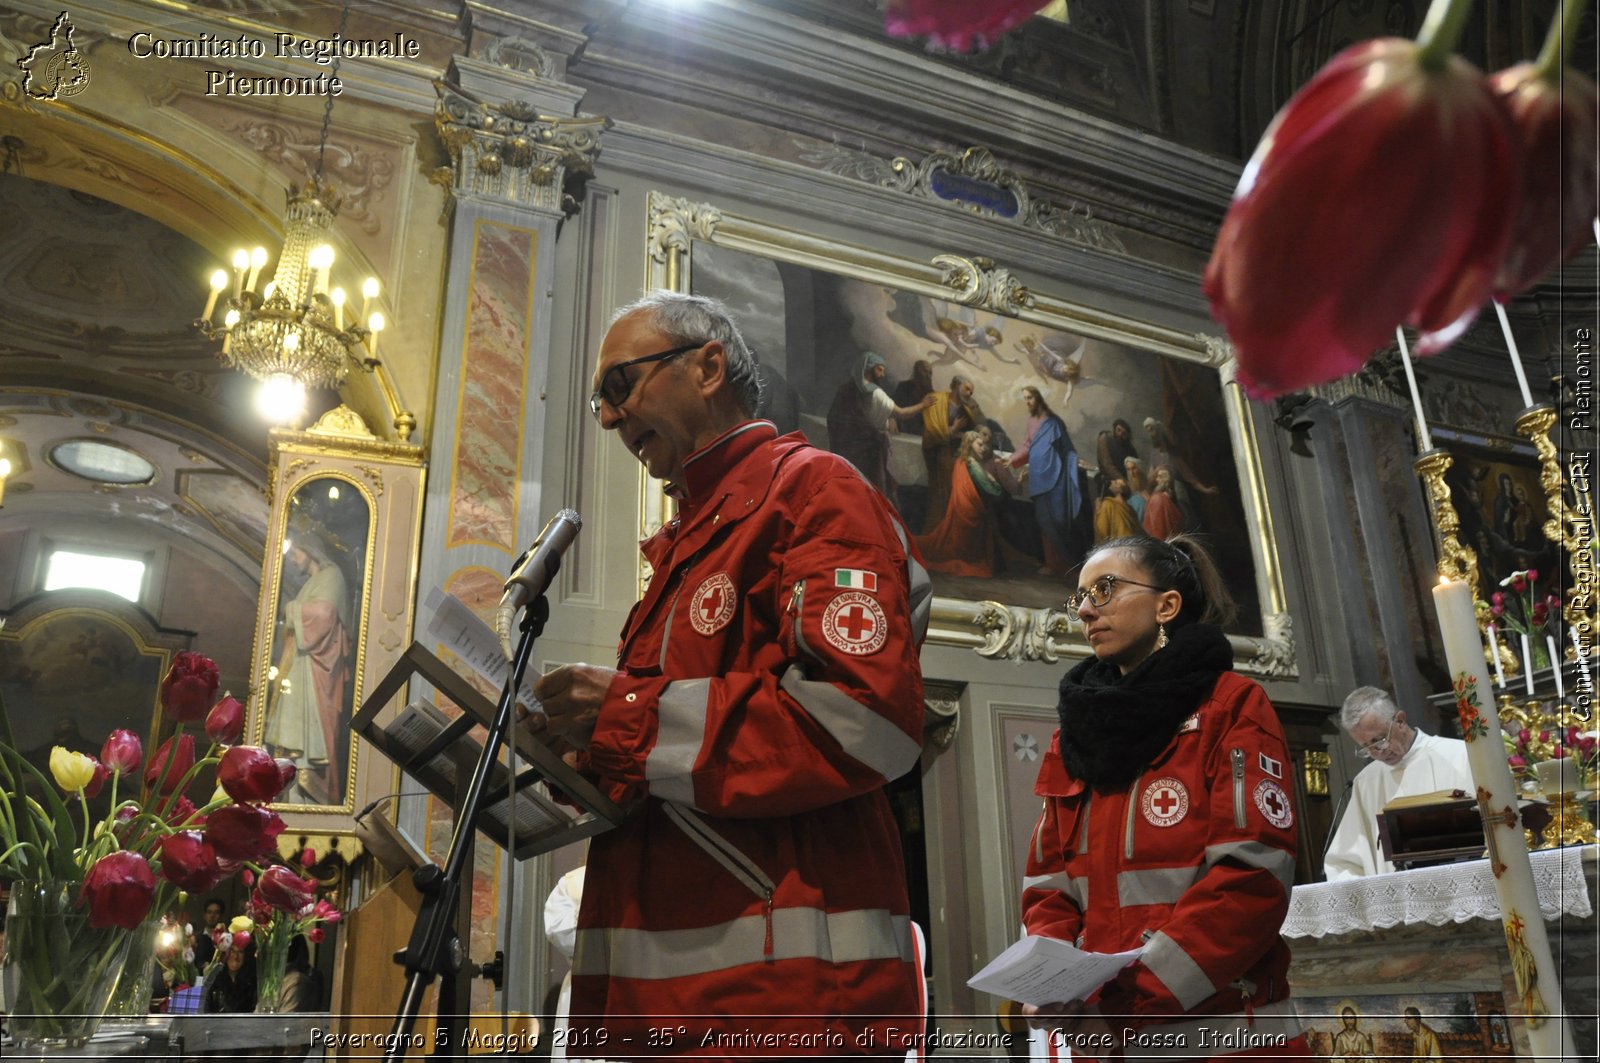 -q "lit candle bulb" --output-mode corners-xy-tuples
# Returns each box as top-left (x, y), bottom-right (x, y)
(309, 244), (334, 296)
(221, 309), (240, 354)
(1548, 635), (1564, 700)
(361, 277), (379, 321)
(330, 287), (346, 330)
(367, 311), (385, 358)
(262, 281), (277, 302)
(202, 269), (228, 320)
(232, 249), (249, 299)
(246, 247), (269, 294)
